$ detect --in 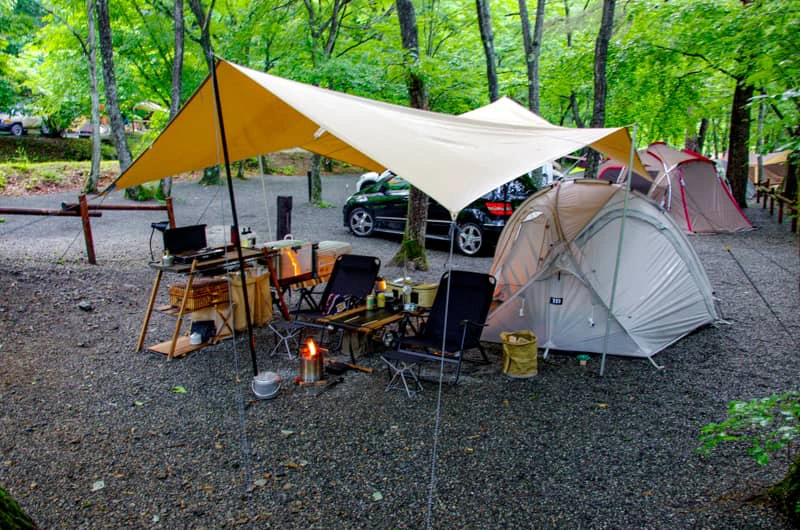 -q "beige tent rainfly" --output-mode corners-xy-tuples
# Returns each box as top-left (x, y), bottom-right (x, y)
(749, 150), (790, 190)
(109, 59), (645, 217)
(483, 179), (718, 365)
